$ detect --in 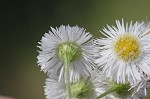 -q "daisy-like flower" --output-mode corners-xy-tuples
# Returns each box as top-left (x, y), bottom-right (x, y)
(95, 19), (150, 85)
(37, 25), (94, 82)
(93, 71), (148, 99)
(44, 76), (96, 99)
